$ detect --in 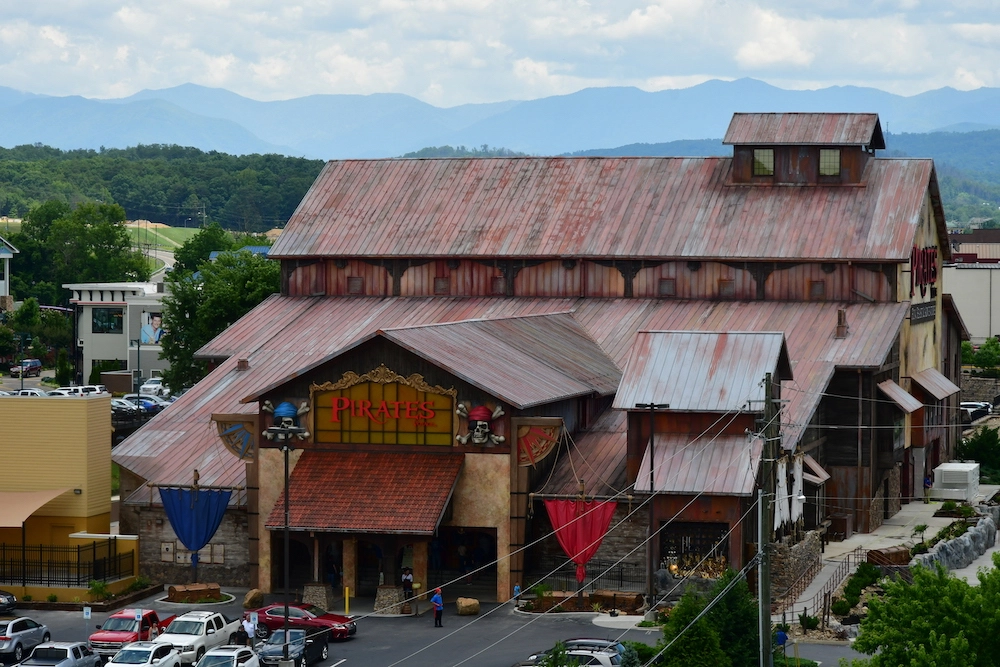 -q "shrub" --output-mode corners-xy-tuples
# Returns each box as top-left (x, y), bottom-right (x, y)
(843, 592), (860, 609)
(46, 594), (57, 603)
(911, 543), (929, 555)
(830, 598), (853, 616)
(623, 641), (658, 664)
(855, 562), (881, 587)
(799, 612), (820, 631)
(22, 595), (31, 601)
(88, 579), (112, 601)
(942, 500), (958, 512)
(529, 582), (552, 597)
(960, 505), (977, 517)
(844, 580), (863, 598)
